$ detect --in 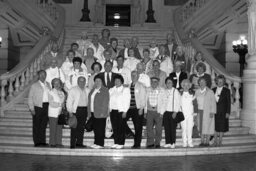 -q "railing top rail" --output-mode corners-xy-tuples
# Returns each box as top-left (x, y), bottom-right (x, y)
(0, 3), (65, 81)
